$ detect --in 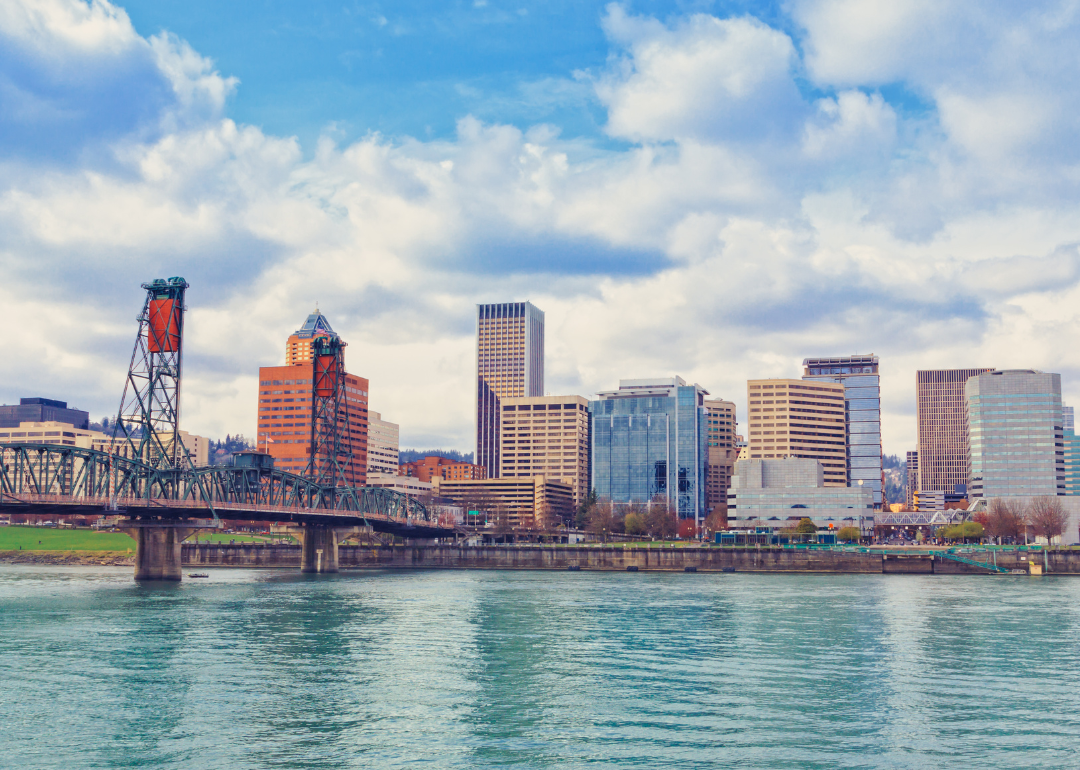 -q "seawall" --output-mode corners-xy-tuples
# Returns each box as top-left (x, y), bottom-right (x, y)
(180, 544), (1080, 574)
